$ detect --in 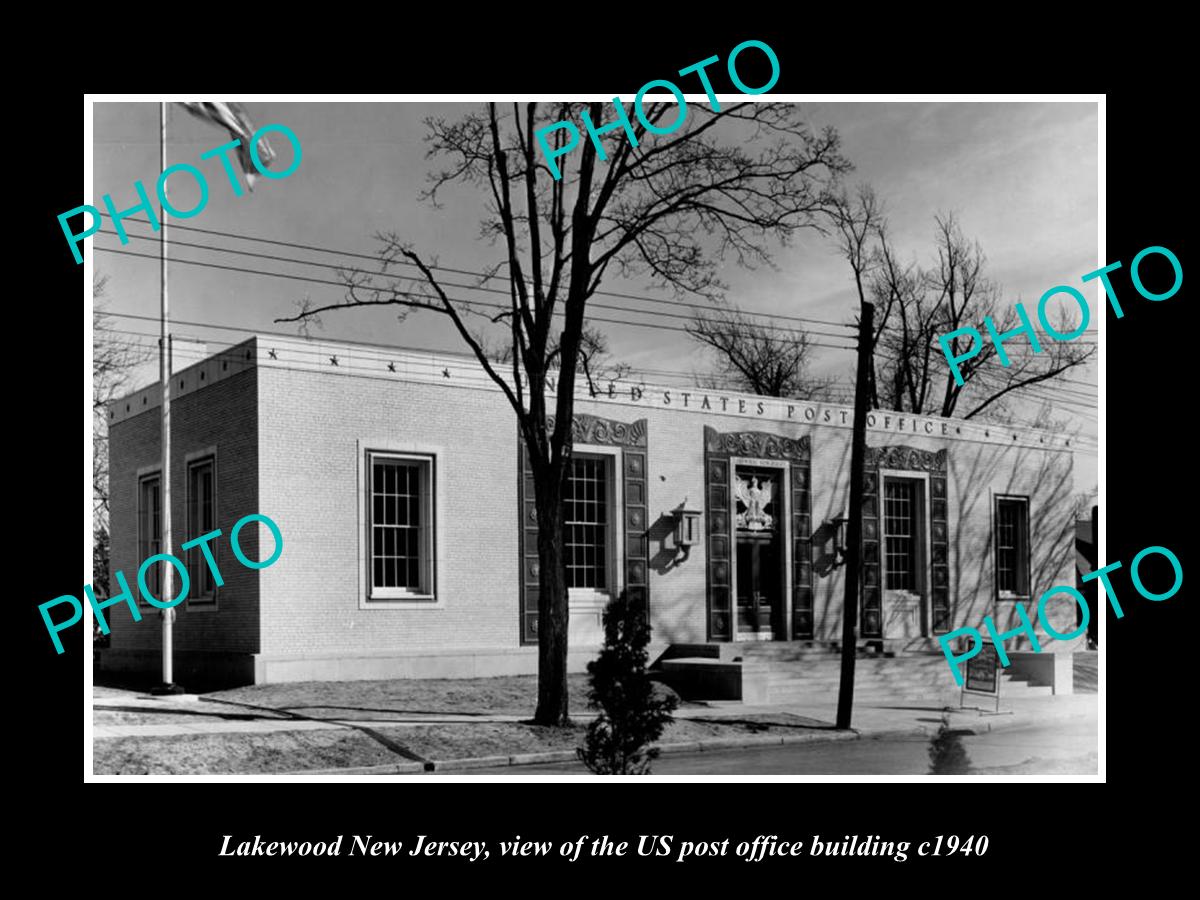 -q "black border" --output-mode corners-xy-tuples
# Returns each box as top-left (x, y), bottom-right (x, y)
(30, 25), (1190, 880)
